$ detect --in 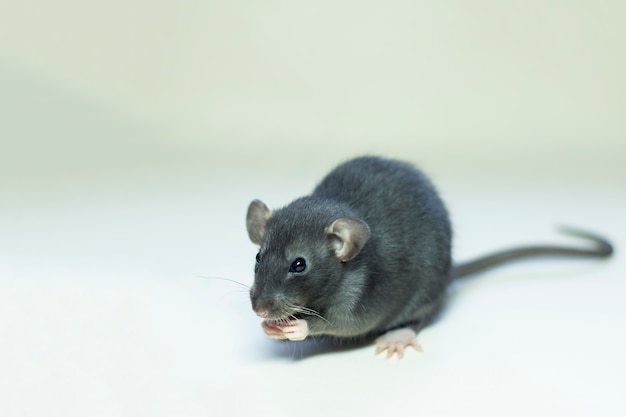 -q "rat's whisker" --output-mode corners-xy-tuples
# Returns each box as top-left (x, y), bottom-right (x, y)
(288, 304), (331, 325)
(196, 275), (251, 290)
